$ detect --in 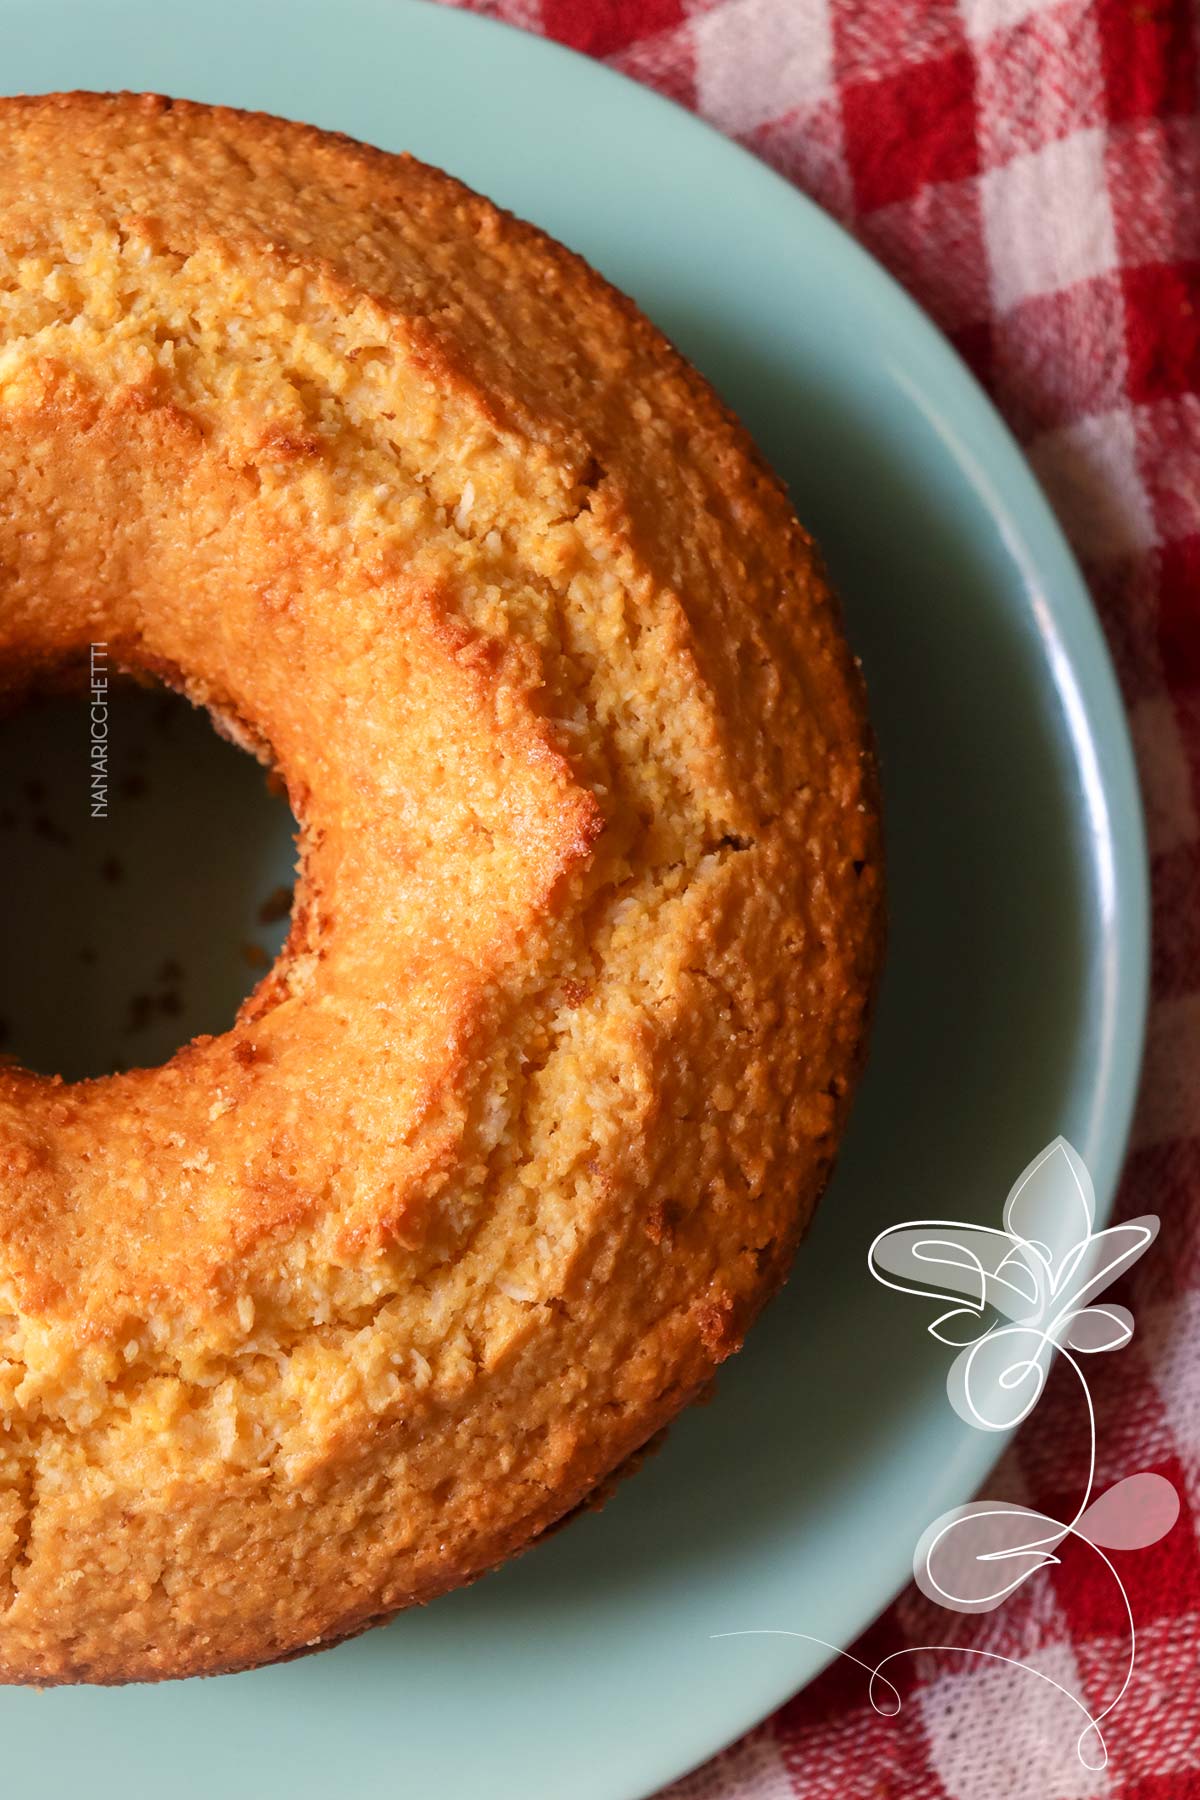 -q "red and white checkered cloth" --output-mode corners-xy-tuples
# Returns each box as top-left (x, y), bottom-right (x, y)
(437, 2), (1198, 1793)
